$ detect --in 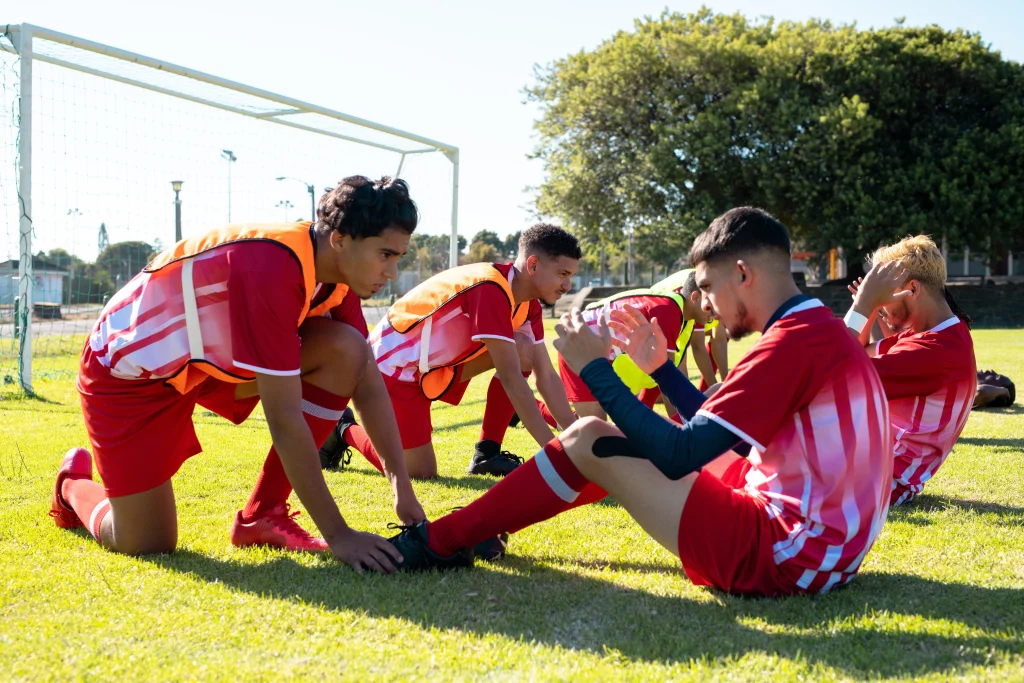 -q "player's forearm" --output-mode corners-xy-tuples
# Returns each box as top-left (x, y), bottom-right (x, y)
(266, 414), (348, 541)
(502, 372), (556, 446)
(351, 362), (415, 495)
(711, 336), (729, 380)
(578, 359), (738, 478)
(843, 303), (878, 348)
(691, 334), (717, 386)
(535, 363), (576, 429)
